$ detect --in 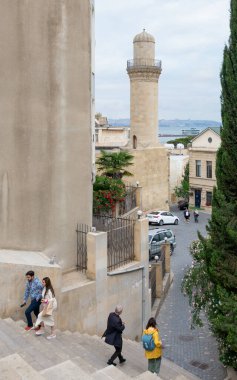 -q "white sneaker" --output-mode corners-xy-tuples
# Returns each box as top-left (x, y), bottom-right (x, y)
(47, 335), (56, 340)
(35, 330), (45, 336)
